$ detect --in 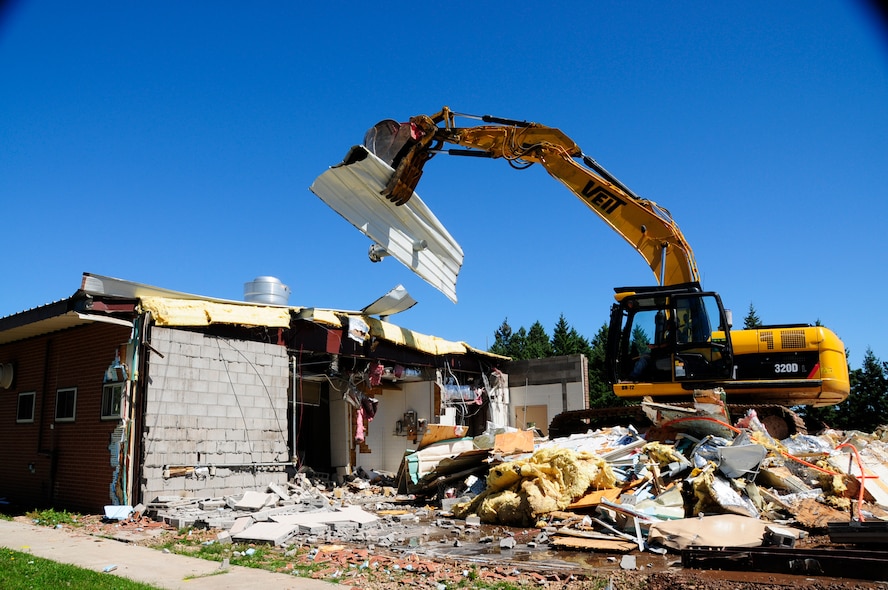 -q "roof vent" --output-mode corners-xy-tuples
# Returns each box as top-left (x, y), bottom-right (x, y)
(244, 276), (290, 306)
